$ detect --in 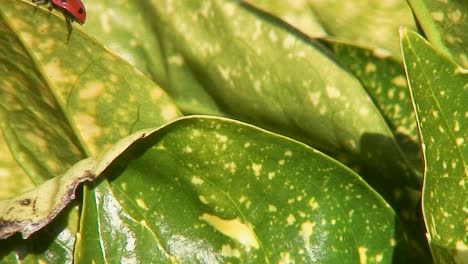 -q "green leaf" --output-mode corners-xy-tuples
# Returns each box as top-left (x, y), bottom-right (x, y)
(80, 0), (223, 116)
(323, 39), (430, 255)
(0, 134), (35, 200)
(0, 0), (181, 261)
(149, 0), (420, 189)
(309, 0), (417, 60)
(0, 159), (94, 239)
(408, 0), (468, 68)
(76, 116), (413, 263)
(400, 28), (467, 263)
(323, 39), (422, 172)
(244, 0), (327, 37)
